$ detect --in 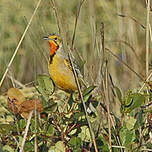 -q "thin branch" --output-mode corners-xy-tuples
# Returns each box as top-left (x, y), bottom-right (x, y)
(105, 48), (145, 82)
(112, 39), (142, 67)
(117, 14), (145, 29)
(0, 0), (42, 88)
(103, 62), (112, 151)
(7, 75), (26, 88)
(139, 71), (152, 92)
(34, 104), (38, 152)
(112, 145), (125, 149)
(101, 22), (105, 62)
(68, 48), (98, 152)
(141, 149), (152, 152)
(20, 110), (34, 152)
(101, 23), (112, 151)
(141, 101), (152, 109)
